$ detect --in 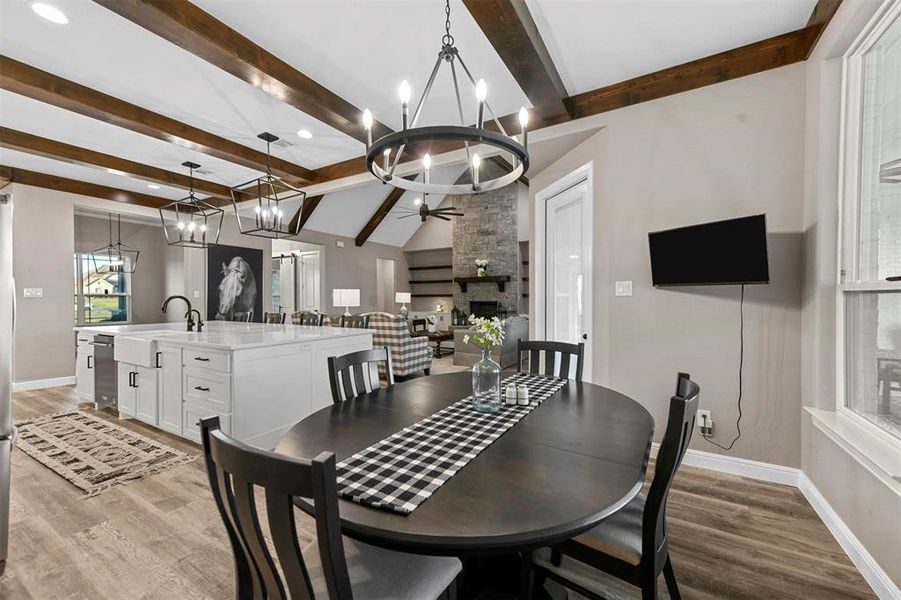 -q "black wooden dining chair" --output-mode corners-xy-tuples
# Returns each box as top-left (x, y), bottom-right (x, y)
(327, 347), (394, 404)
(199, 417), (461, 600)
(339, 314), (370, 329)
(293, 311), (324, 326)
(517, 339), (585, 381)
(531, 372), (699, 600)
(263, 312), (286, 324)
(232, 311), (253, 323)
